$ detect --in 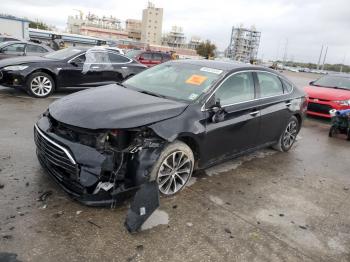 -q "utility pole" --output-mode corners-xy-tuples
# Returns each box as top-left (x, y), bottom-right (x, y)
(340, 53), (346, 73)
(321, 46), (328, 71)
(316, 45), (323, 70)
(282, 38), (288, 66)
